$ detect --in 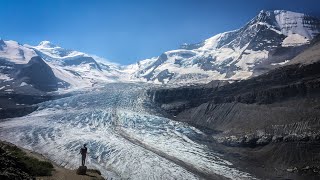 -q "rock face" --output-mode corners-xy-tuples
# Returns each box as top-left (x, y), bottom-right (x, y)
(76, 166), (87, 175)
(17, 56), (60, 91)
(148, 80), (230, 115)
